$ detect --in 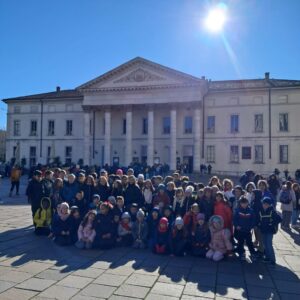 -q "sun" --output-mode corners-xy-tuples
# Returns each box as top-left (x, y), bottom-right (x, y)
(204, 6), (227, 33)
